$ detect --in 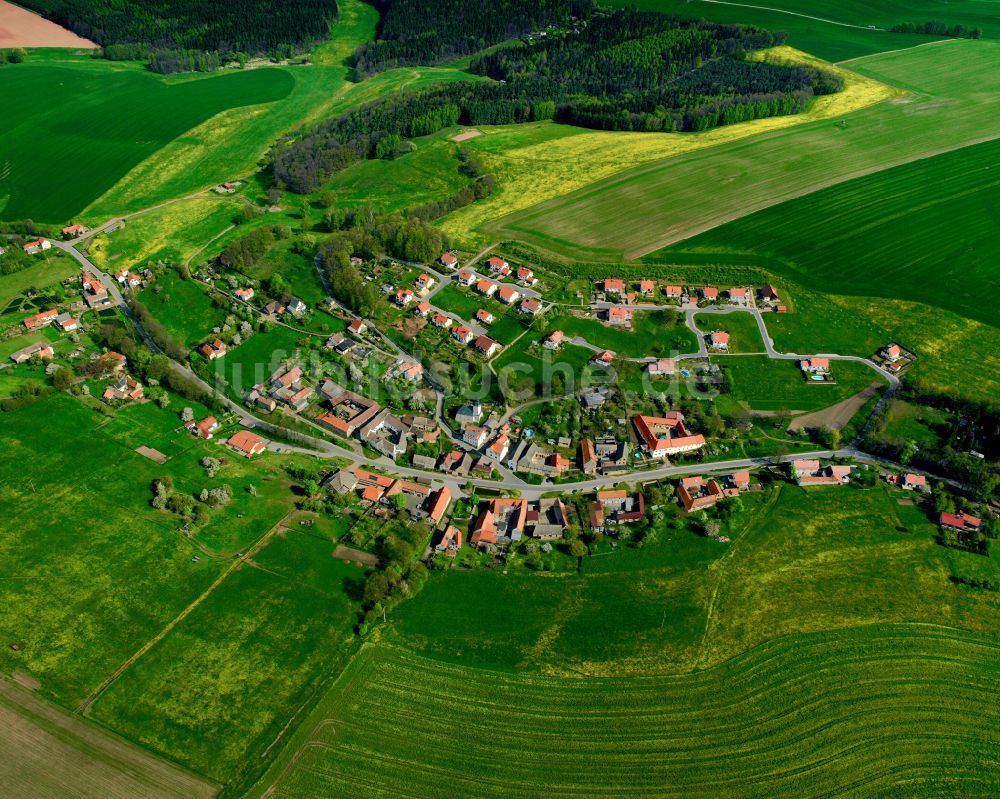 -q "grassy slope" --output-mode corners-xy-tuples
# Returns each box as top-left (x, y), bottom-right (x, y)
(664, 136), (1000, 329)
(487, 40), (1000, 261)
(694, 311), (764, 353)
(0, 254), (78, 306)
(0, 58), (293, 223)
(250, 483), (1000, 797)
(136, 270), (226, 347)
